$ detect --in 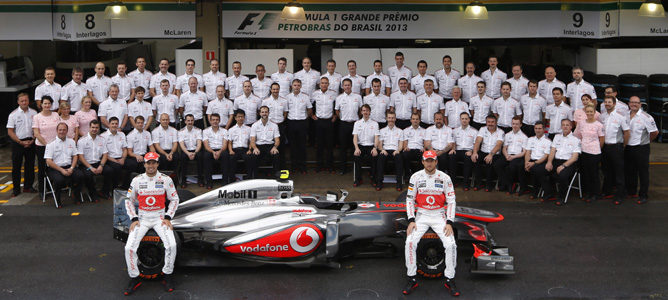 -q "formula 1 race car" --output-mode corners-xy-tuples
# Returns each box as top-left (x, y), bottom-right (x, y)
(112, 177), (515, 278)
